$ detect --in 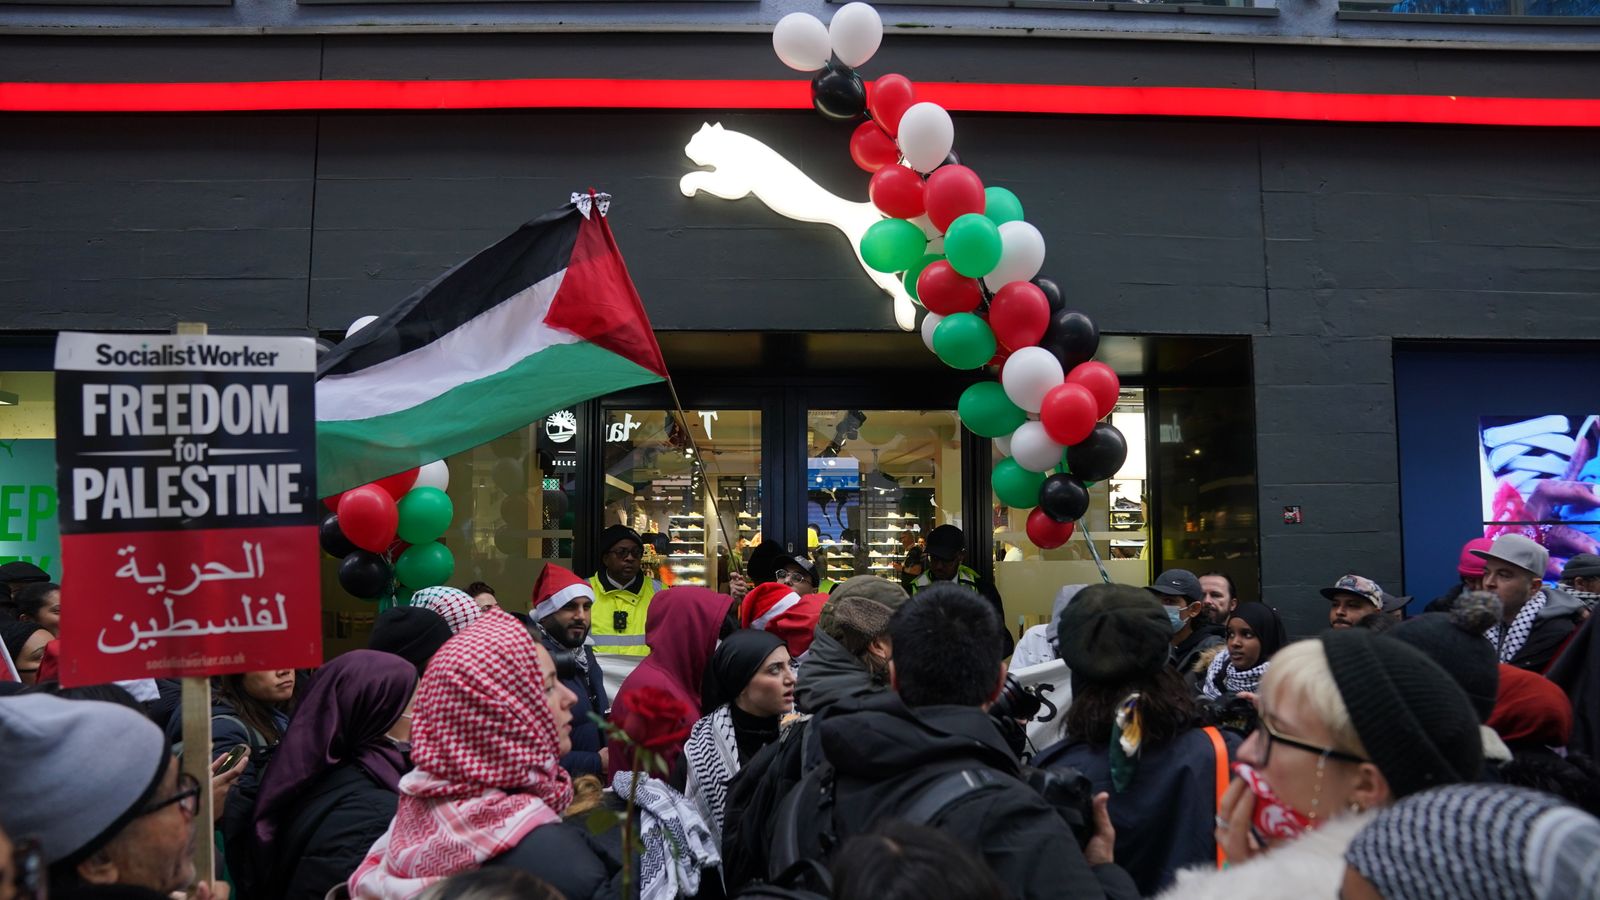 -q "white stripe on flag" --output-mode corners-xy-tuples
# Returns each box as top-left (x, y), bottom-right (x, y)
(317, 269), (575, 422)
